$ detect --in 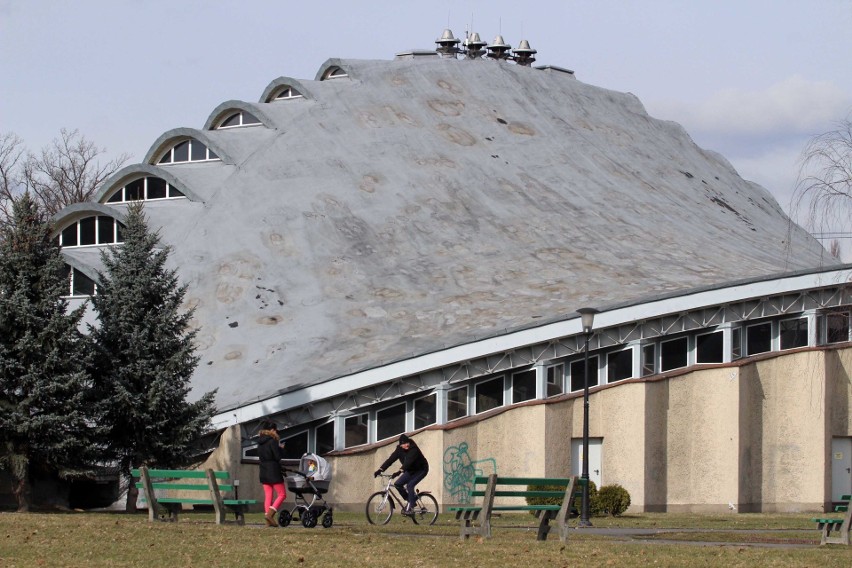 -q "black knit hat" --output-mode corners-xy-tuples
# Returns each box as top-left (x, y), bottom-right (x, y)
(398, 434), (411, 445)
